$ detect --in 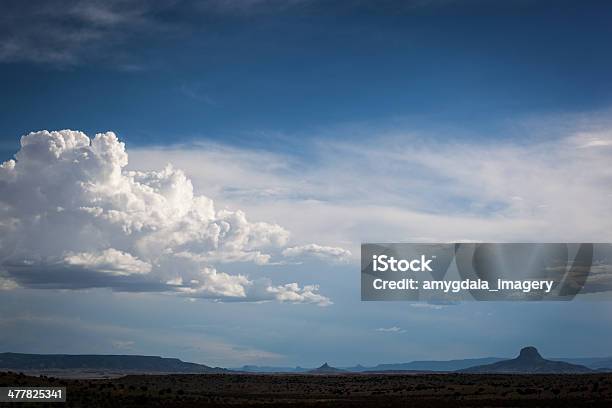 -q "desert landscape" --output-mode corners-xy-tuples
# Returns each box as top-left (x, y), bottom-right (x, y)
(1, 370), (611, 407)
(2, 347), (611, 406)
